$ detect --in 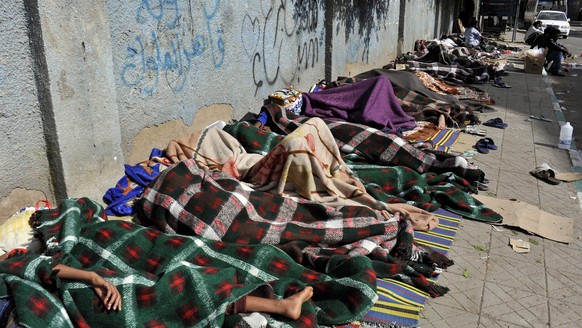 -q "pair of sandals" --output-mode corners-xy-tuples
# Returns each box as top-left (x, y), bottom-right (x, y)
(475, 137), (497, 154)
(483, 117), (508, 129)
